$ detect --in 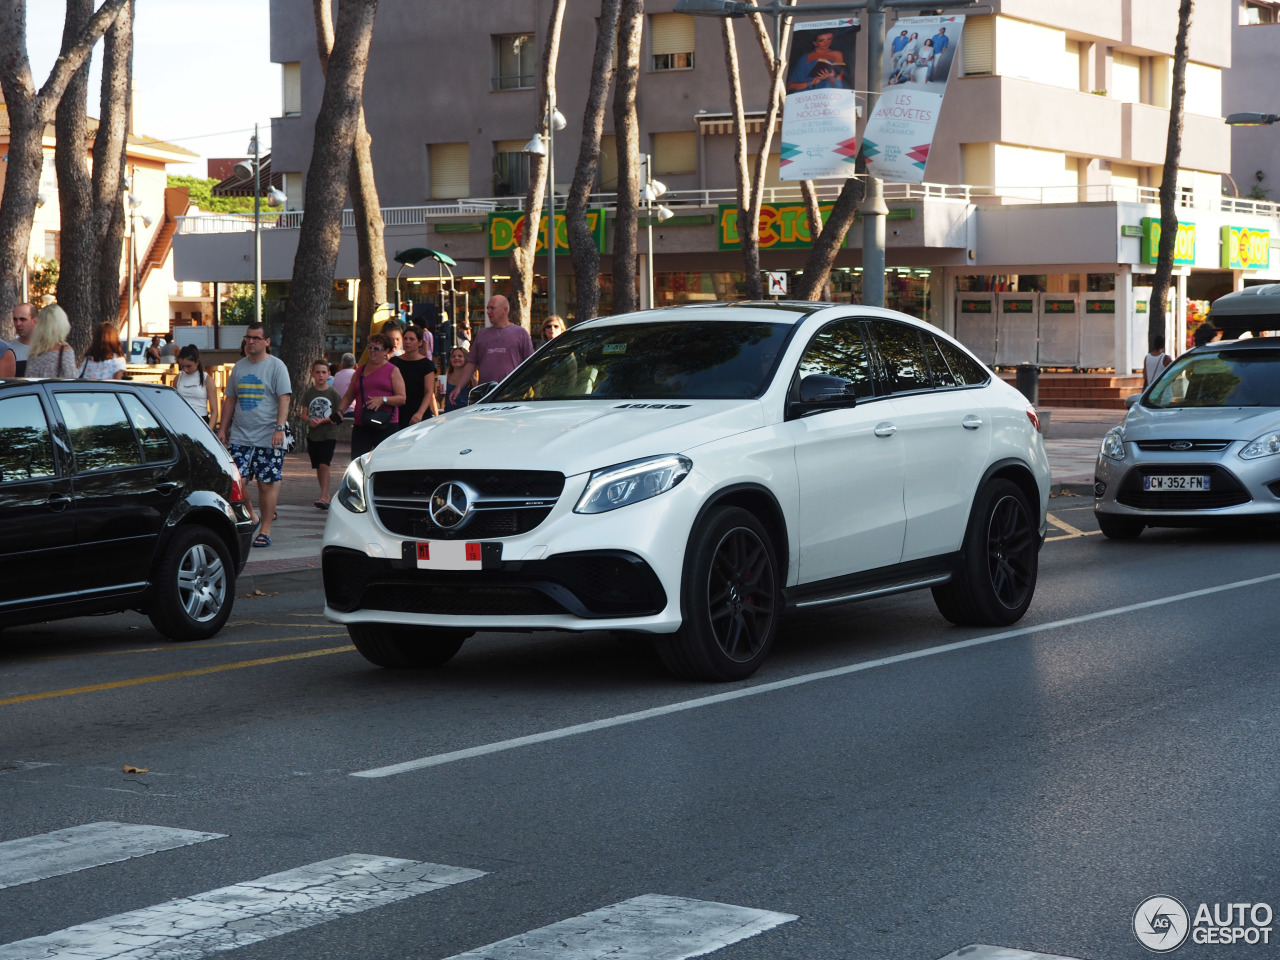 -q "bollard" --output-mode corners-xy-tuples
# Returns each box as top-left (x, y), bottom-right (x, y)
(1015, 363), (1039, 406)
